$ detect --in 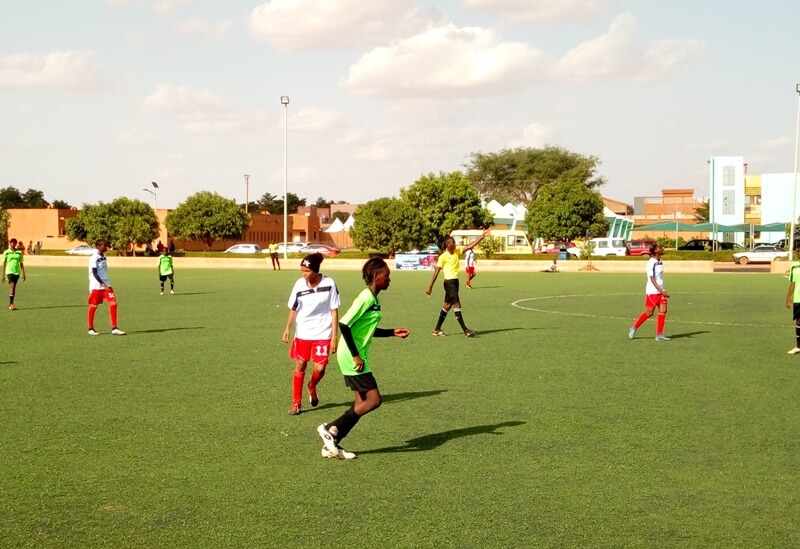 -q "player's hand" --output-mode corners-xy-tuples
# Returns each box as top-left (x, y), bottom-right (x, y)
(354, 358), (365, 372)
(282, 330), (289, 343)
(425, 287), (432, 296)
(394, 328), (410, 338)
(663, 291), (670, 298)
(330, 340), (338, 354)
